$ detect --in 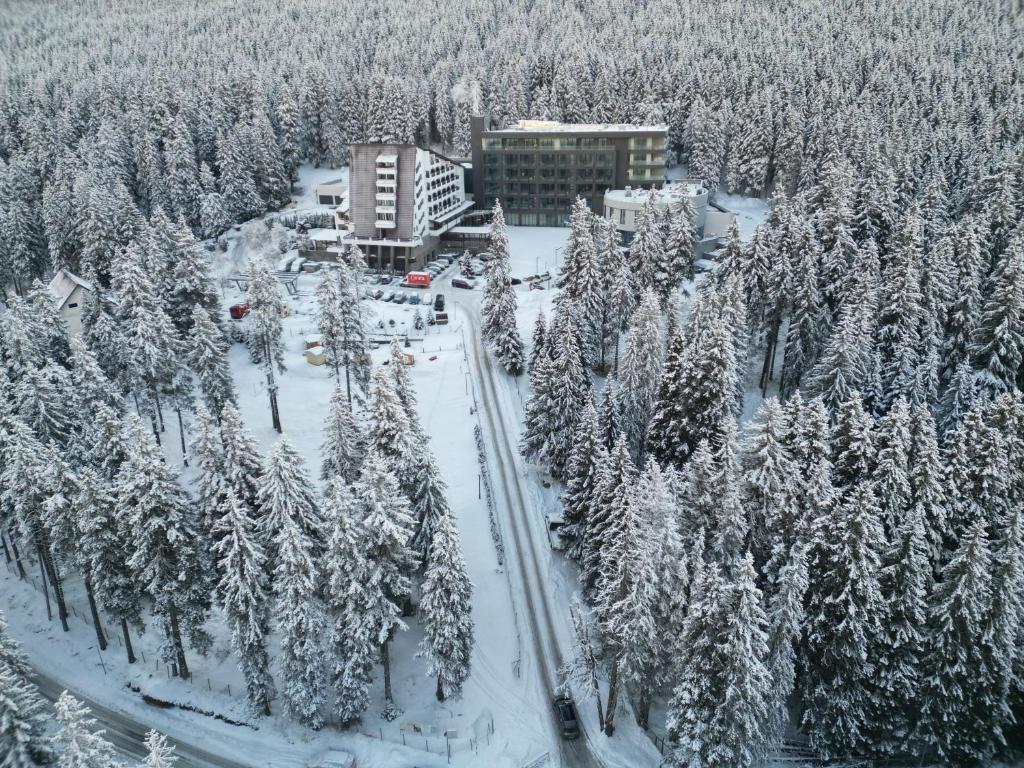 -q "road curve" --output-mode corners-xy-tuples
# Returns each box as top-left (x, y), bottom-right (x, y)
(454, 290), (603, 768)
